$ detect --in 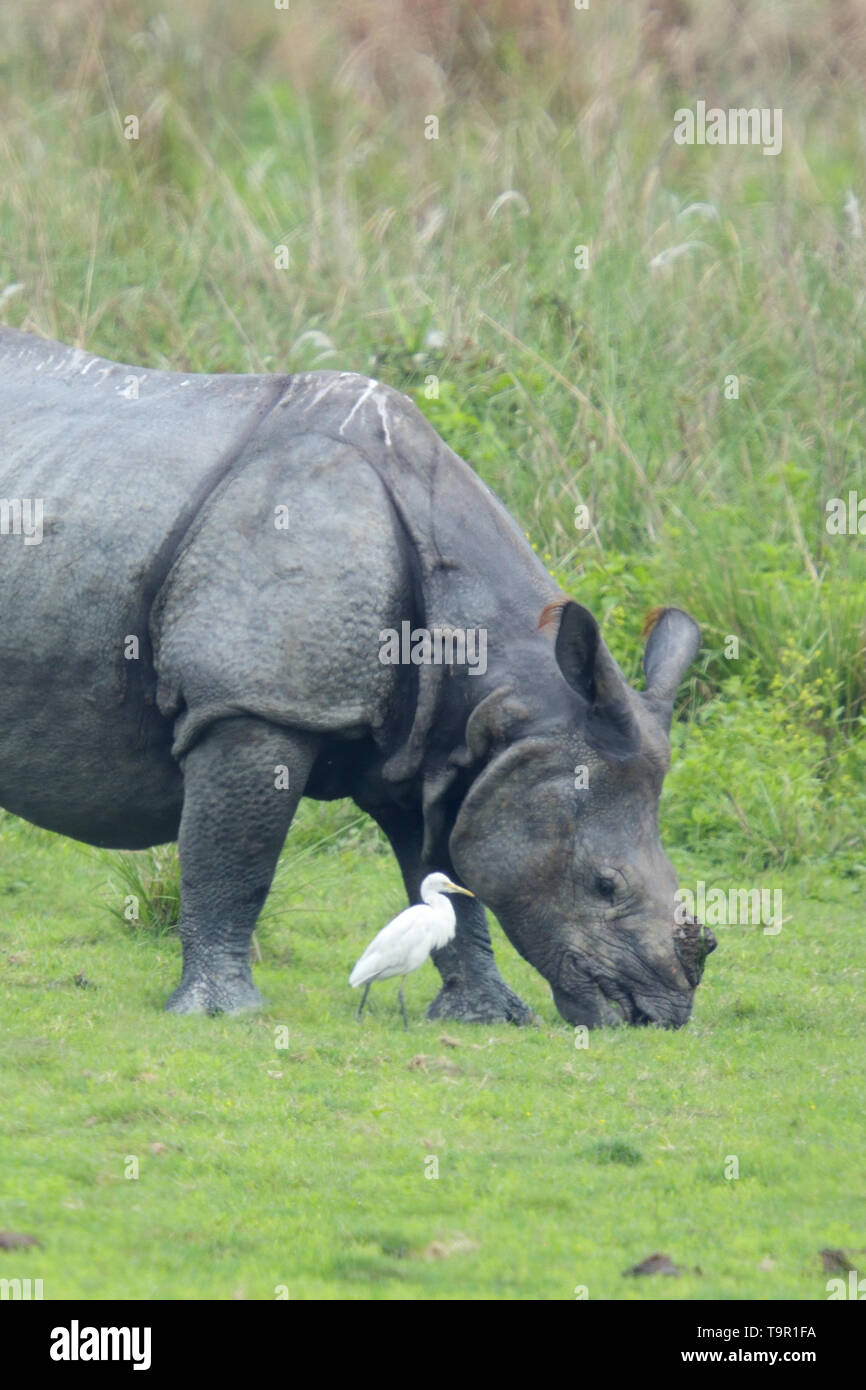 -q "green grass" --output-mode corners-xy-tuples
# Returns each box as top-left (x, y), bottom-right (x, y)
(1, 808), (864, 1300)
(2, 0), (864, 875)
